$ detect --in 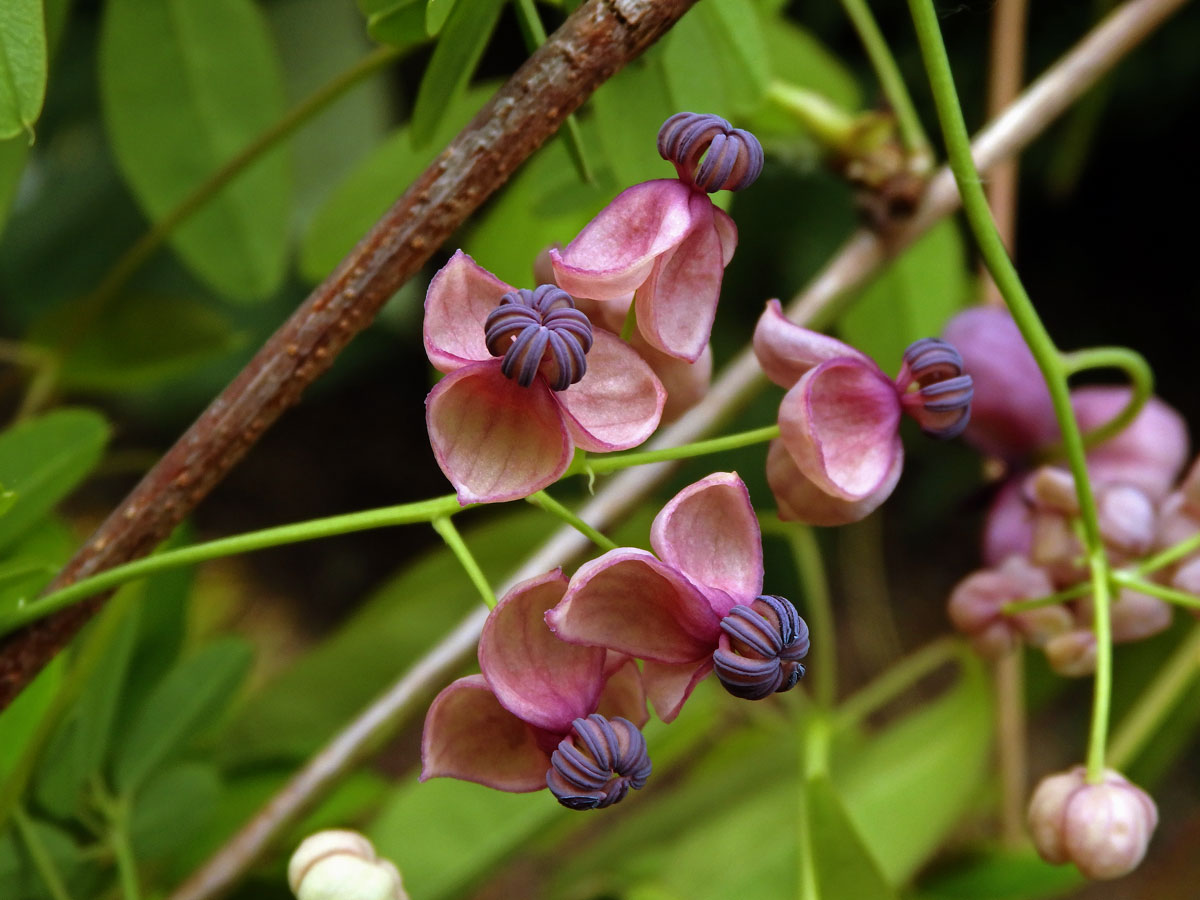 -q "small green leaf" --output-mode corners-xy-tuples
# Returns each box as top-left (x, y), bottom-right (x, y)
(424, 0), (458, 36)
(0, 136), (29, 237)
(0, 656), (61, 787)
(806, 774), (898, 900)
(409, 0), (505, 148)
(99, 0), (291, 301)
(0, 483), (15, 518)
(702, 0), (769, 114)
(130, 762), (221, 860)
(0, 408), (109, 554)
(113, 637), (252, 794)
(366, 2), (426, 48)
(838, 219), (970, 370)
(591, 57), (675, 188)
(0, 518), (74, 620)
(0, 0), (47, 140)
(0, 816), (81, 897)
(914, 848), (1083, 900)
